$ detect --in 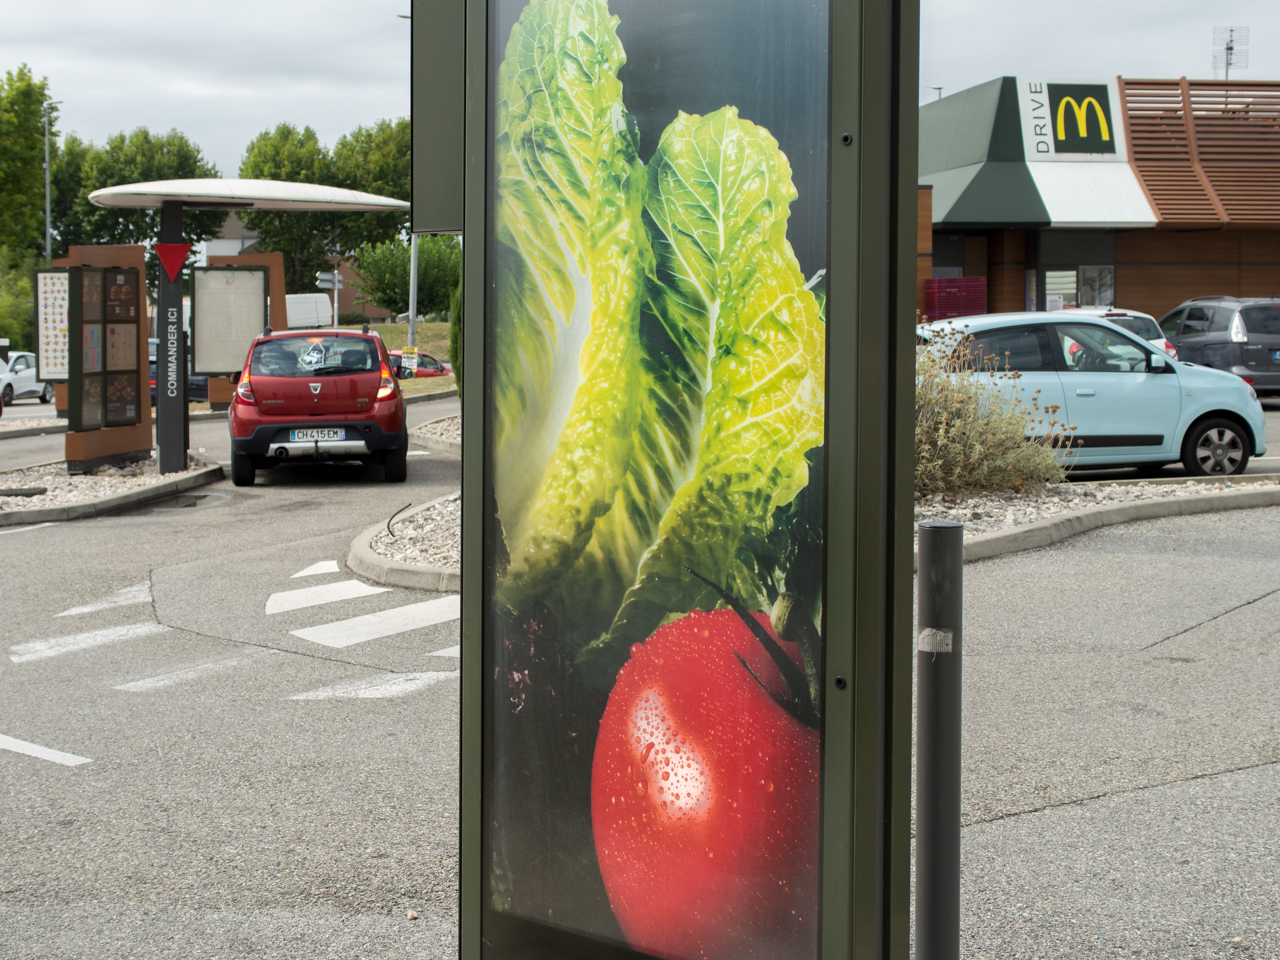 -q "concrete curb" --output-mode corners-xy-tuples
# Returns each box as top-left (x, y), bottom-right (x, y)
(406, 389), (458, 405)
(0, 461), (225, 527)
(346, 492), (462, 592)
(0, 422), (68, 440)
(409, 414), (461, 456)
(924, 484), (1280, 569)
